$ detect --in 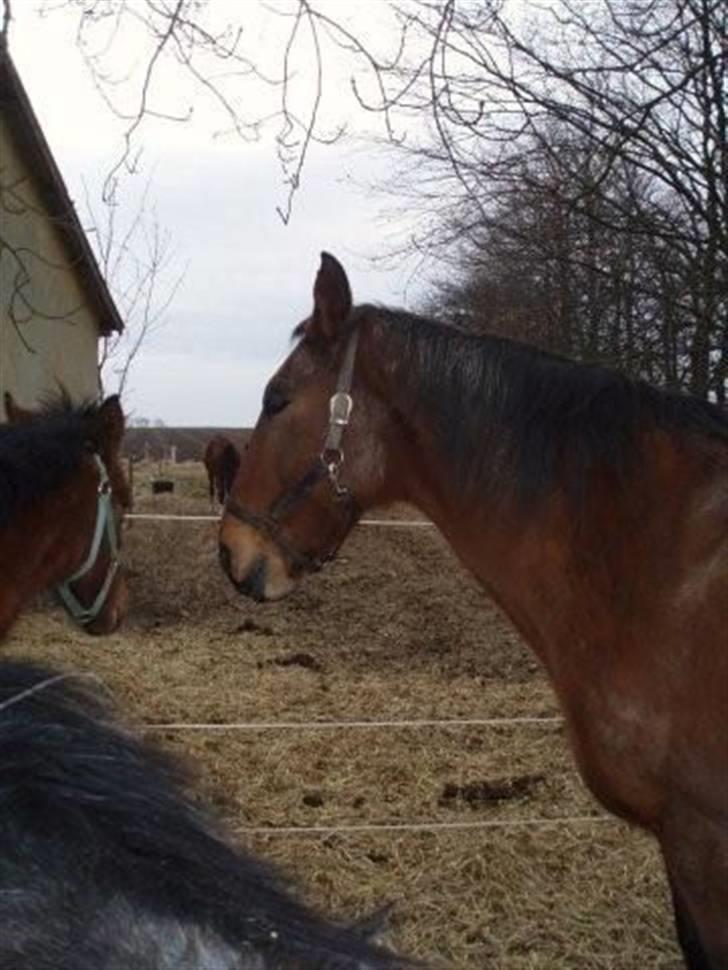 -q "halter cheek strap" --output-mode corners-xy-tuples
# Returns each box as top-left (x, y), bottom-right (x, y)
(320, 325), (359, 487)
(55, 455), (121, 626)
